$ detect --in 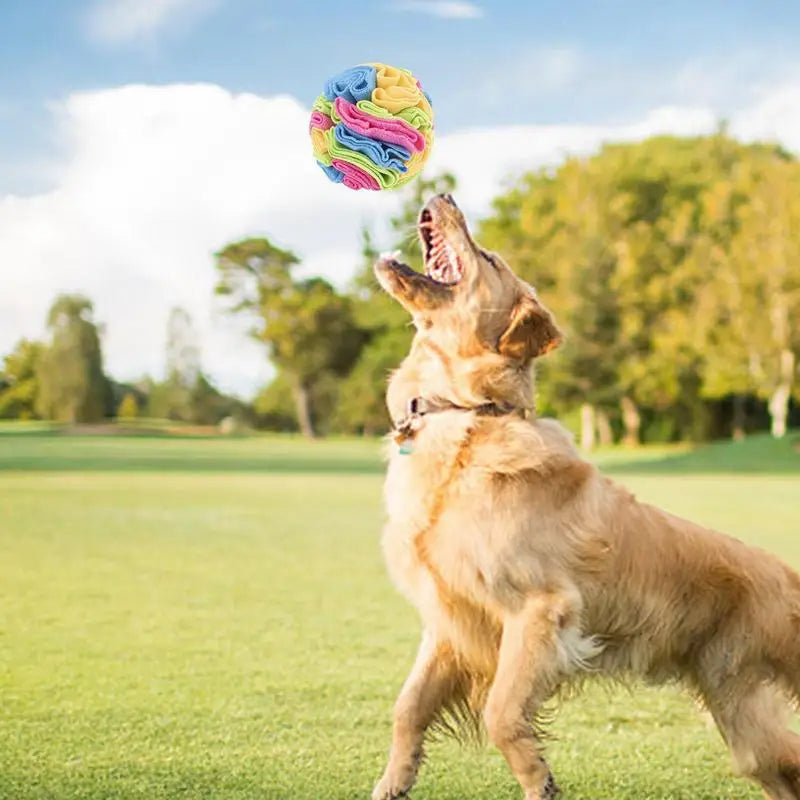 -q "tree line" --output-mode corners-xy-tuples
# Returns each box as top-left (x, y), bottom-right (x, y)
(0, 298), (246, 427)
(2, 132), (798, 443)
(219, 133), (800, 444)
(479, 131), (800, 445)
